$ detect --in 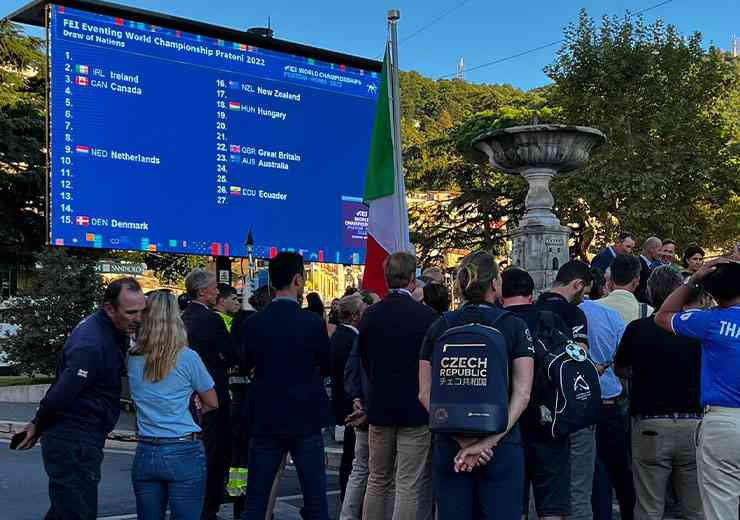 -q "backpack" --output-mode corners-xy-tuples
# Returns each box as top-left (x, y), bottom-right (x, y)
(429, 305), (510, 436)
(532, 312), (602, 438)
